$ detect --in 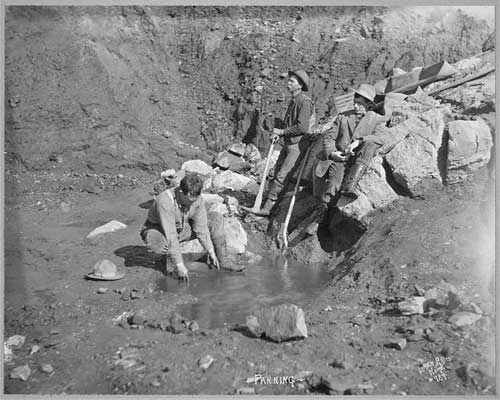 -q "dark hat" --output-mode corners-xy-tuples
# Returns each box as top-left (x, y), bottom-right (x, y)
(288, 70), (310, 92)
